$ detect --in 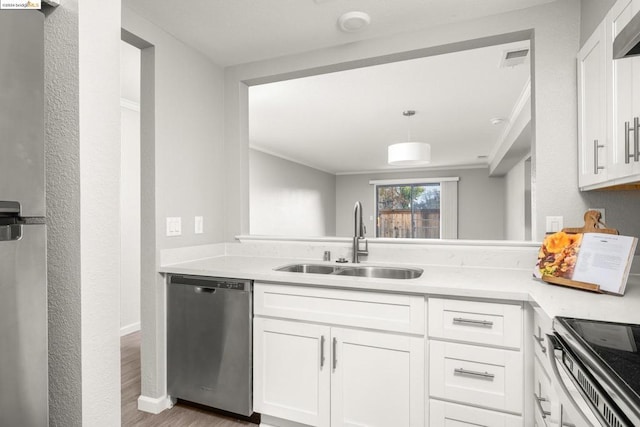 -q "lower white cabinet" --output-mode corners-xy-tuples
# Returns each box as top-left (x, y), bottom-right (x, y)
(430, 400), (522, 427)
(429, 340), (523, 414)
(254, 317), (424, 427)
(253, 317), (330, 427)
